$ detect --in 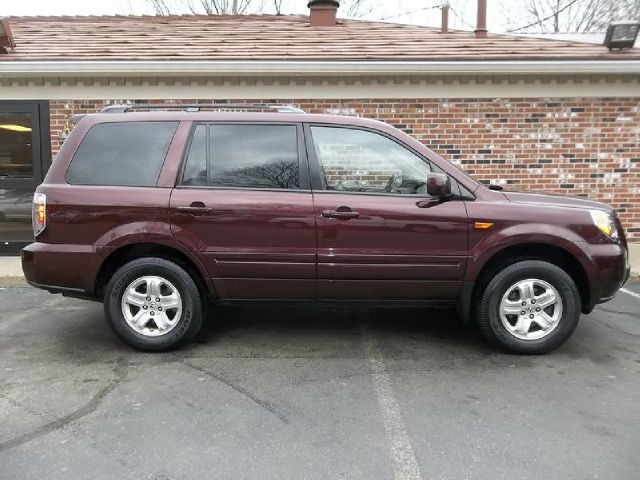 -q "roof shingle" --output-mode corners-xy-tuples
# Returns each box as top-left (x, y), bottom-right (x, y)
(2, 14), (639, 62)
